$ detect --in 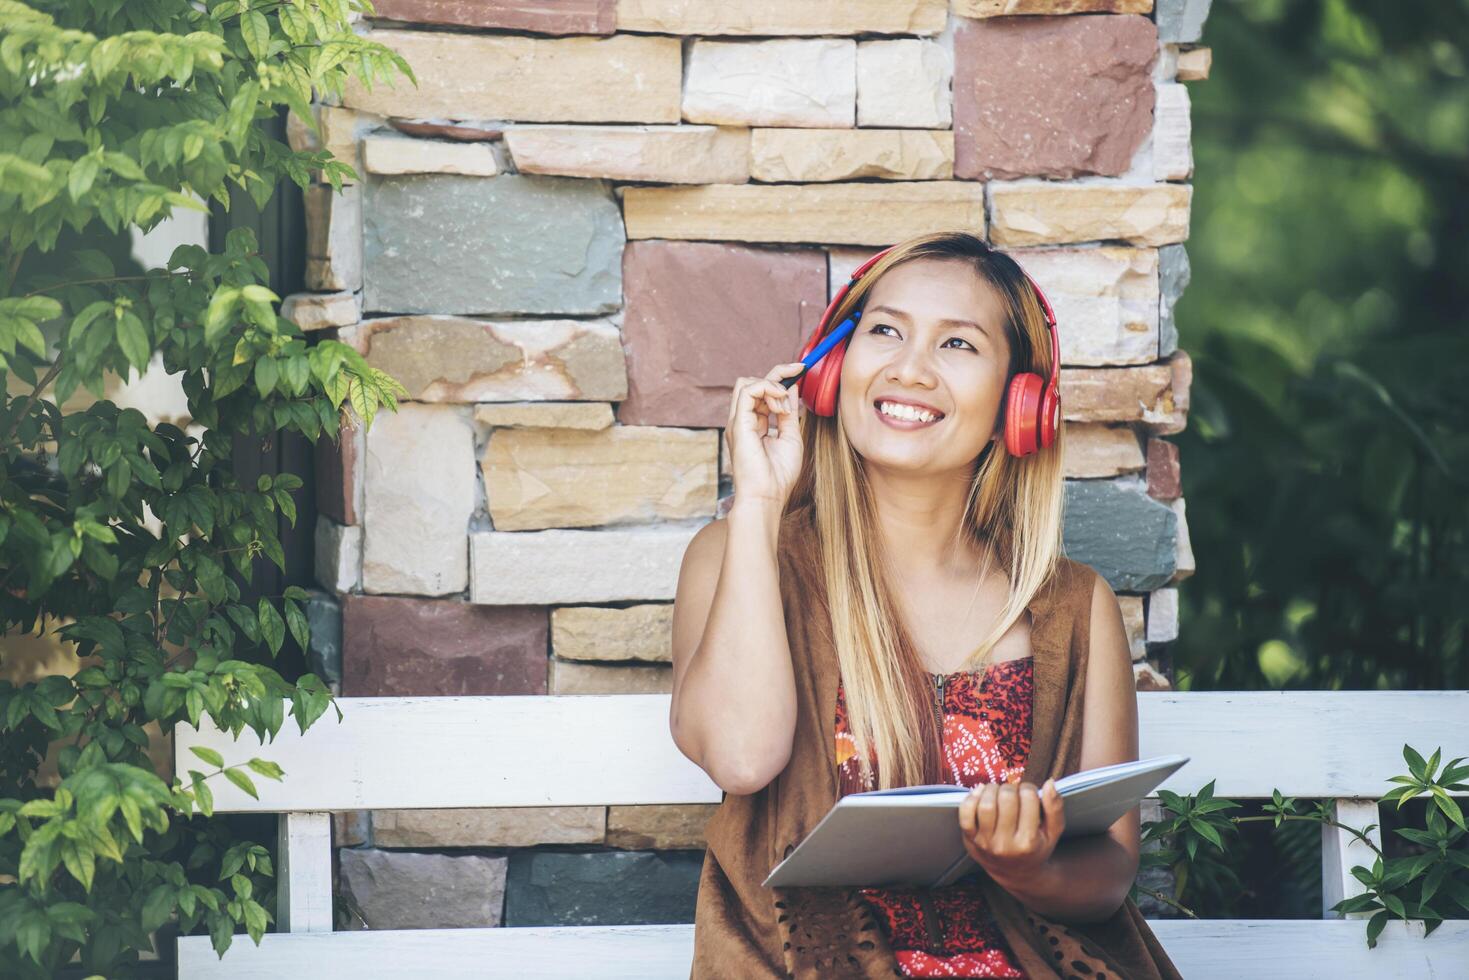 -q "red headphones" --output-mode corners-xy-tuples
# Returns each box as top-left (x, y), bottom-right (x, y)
(795, 246), (1062, 458)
